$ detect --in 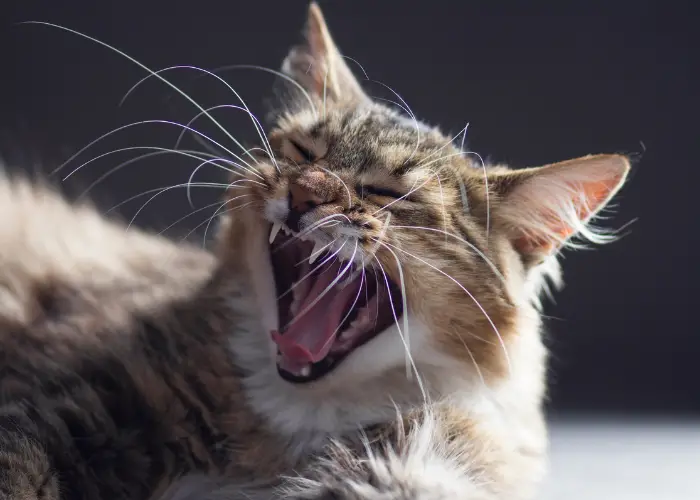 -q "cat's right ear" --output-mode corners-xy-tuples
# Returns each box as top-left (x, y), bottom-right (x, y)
(281, 3), (369, 106)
